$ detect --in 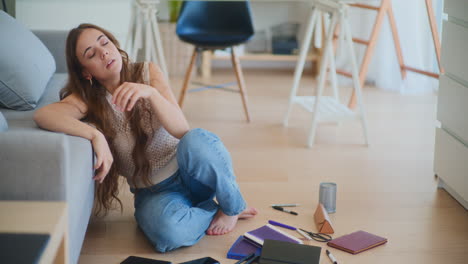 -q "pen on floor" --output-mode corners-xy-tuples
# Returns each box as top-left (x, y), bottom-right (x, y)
(326, 249), (338, 264)
(268, 220), (296, 230)
(271, 203), (300, 207)
(272, 206), (298, 215)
